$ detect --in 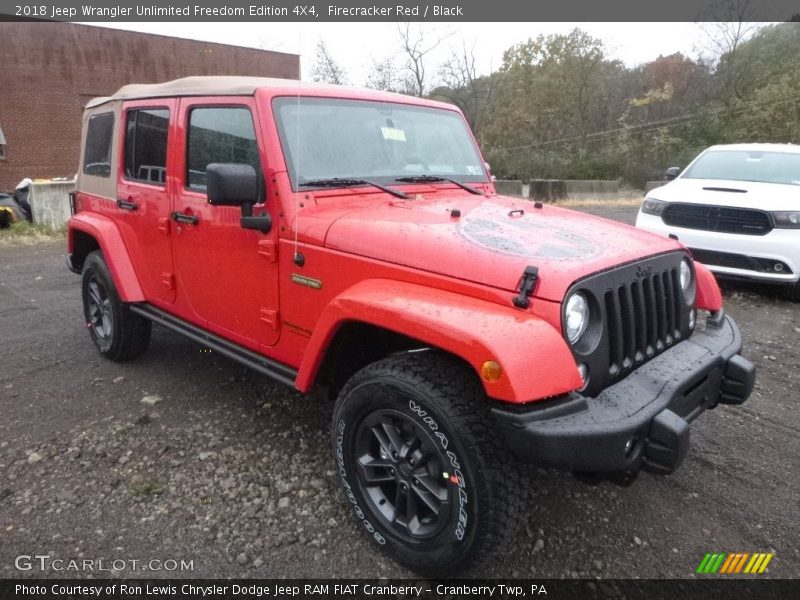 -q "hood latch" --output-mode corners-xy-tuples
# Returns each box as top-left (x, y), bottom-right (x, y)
(513, 265), (539, 309)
